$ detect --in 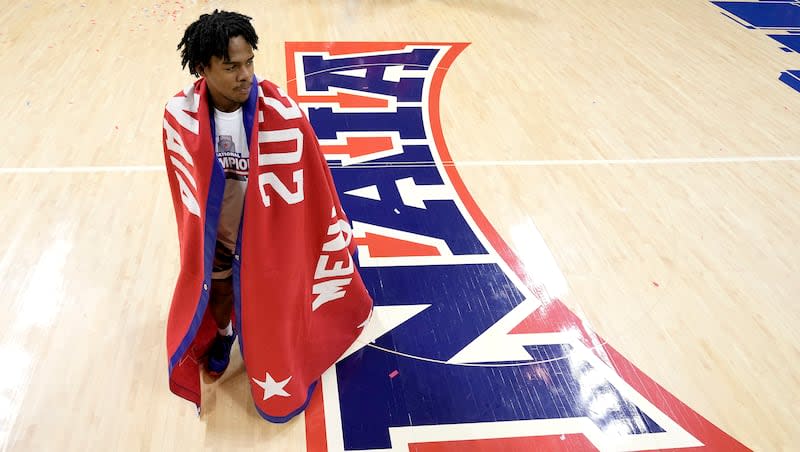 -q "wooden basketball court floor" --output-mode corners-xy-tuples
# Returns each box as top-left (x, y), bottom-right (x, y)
(1, 1), (798, 451)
